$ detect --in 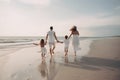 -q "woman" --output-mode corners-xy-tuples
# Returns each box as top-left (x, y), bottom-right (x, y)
(69, 25), (80, 56)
